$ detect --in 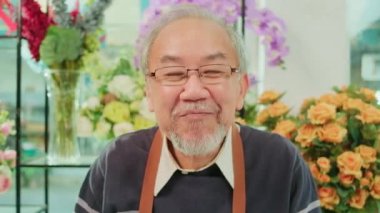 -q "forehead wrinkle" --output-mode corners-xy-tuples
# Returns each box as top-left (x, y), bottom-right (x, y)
(160, 55), (182, 64)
